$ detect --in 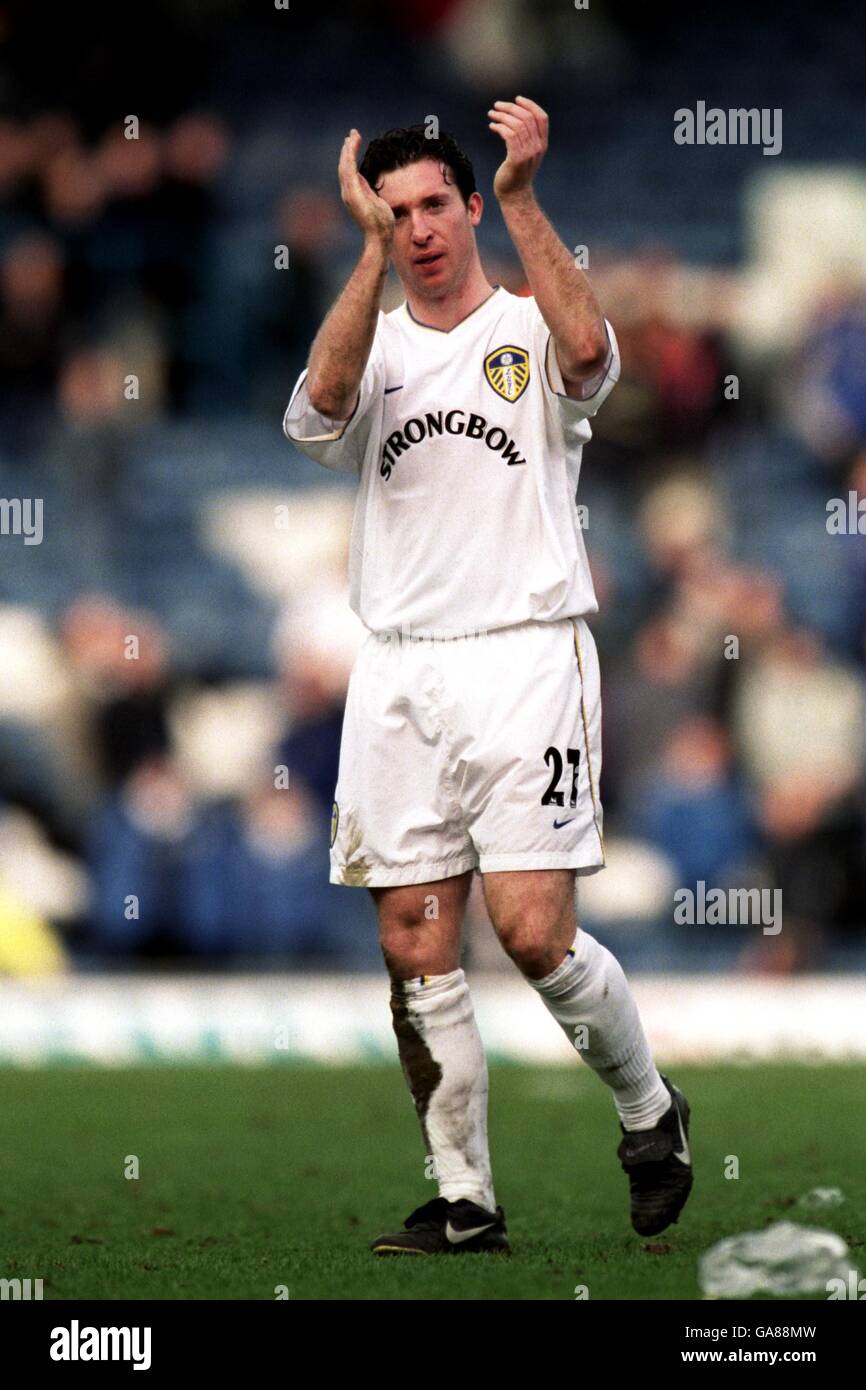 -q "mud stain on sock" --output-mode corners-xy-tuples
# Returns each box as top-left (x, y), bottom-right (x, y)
(390, 988), (443, 1139)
